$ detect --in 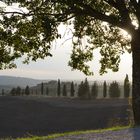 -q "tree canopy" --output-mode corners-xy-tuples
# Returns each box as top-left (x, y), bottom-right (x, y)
(0, 0), (136, 74)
